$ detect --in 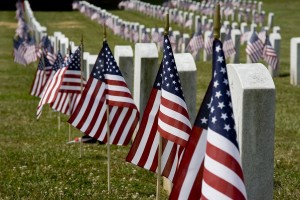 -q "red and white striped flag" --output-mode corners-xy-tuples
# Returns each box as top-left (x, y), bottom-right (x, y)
(50, 49), (85, 115)
(263, 35), (279, 70)
(126, 63), (184, 181)
(68, 41), (139, 145)
(127, 35), (192, 182)
(246, 31), (264, 63)
(30, 54), (53, 98)
(36, 48), (79, 119)
(170, 39), (247, 200)
(223, 28), (236, 59)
